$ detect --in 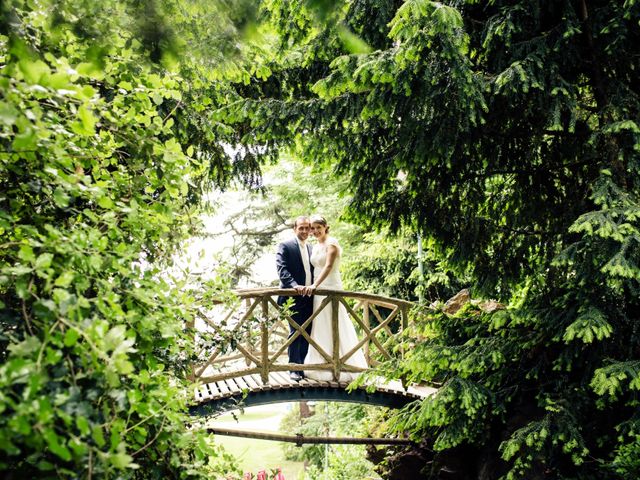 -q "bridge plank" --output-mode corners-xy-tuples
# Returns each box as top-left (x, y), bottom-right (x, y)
(216, 379), (231, 397)
(209, 383), (222, 397)
(224, 378), (241, 395)
(195, 385), (208, 402)
(272, 371), (294, 388)
(197, 383), (209, 400)
(314, 377), (331, 388)
(269, 372), (285, 388)
(233, 376), (249, 392)
(243, 374), (261, 391)
(202, 383), (215, 400)
(194, 373), (437, 411)
(297, 377), (313, 387)
(250, 374), (268, 390)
